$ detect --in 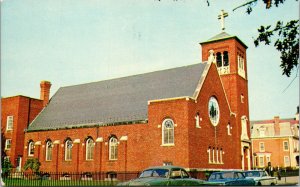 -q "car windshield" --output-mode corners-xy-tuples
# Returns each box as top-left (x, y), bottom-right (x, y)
(209, 172), (245, 180)
(244, 171), (260, 177)
(139, 169), (169, 178)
